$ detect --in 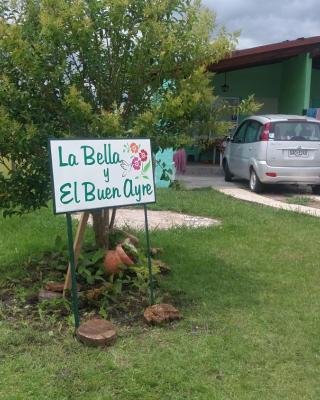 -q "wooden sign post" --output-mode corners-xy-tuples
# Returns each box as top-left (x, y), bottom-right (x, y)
(49, 138), (156, 329)
(63, 211), (89, 297)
